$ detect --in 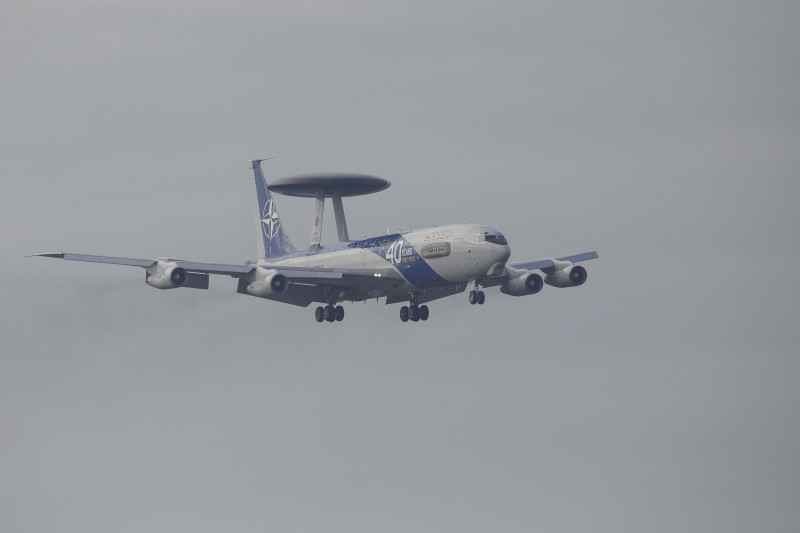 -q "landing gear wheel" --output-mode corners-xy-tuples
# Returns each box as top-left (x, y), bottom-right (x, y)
(409, 305), (421, 322)
(477, 291), (485, 305)
(323, 305), (336, 322)
(335, 305), (345, 321)
(400, 306), (409, 322)
(469, 290), (478, 305)
(419, 305), (429, 321)
(314, 306), (325, 323)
